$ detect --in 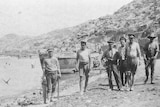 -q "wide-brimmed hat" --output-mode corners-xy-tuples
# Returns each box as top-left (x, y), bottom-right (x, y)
(147, 34), (157, 39)
(107, 40), (114, 44)
(81, 39), (87, 44)
(47, 49), (54, 52)
(128, 33), (135, 38)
